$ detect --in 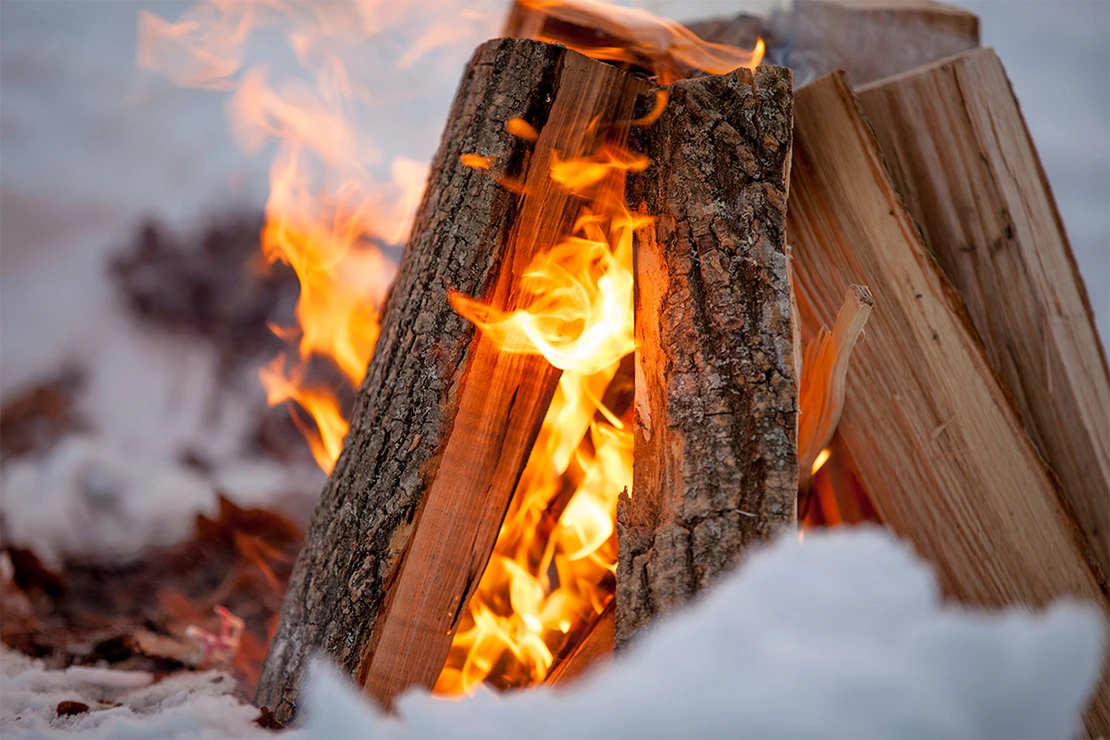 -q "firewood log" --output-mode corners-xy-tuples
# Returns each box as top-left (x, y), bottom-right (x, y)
(256, 38), (649, 719)
(617, 65), (797, 647)
(772, 0), (979, 85)
(857, 47), (1110, 581)
(788, 70), (1110, 735)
